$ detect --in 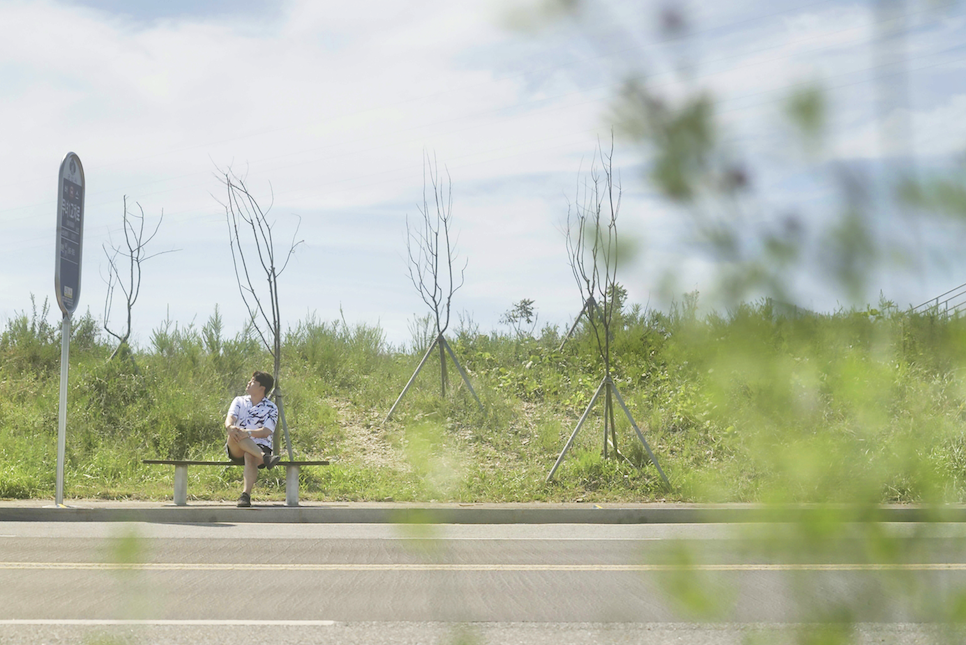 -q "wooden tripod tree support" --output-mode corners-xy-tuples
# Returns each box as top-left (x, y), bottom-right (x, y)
(272, 388), (295, 461)
(557, 296), (600, 352)
(546, 375), (671, 488)
(384, 333), (482, 424)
